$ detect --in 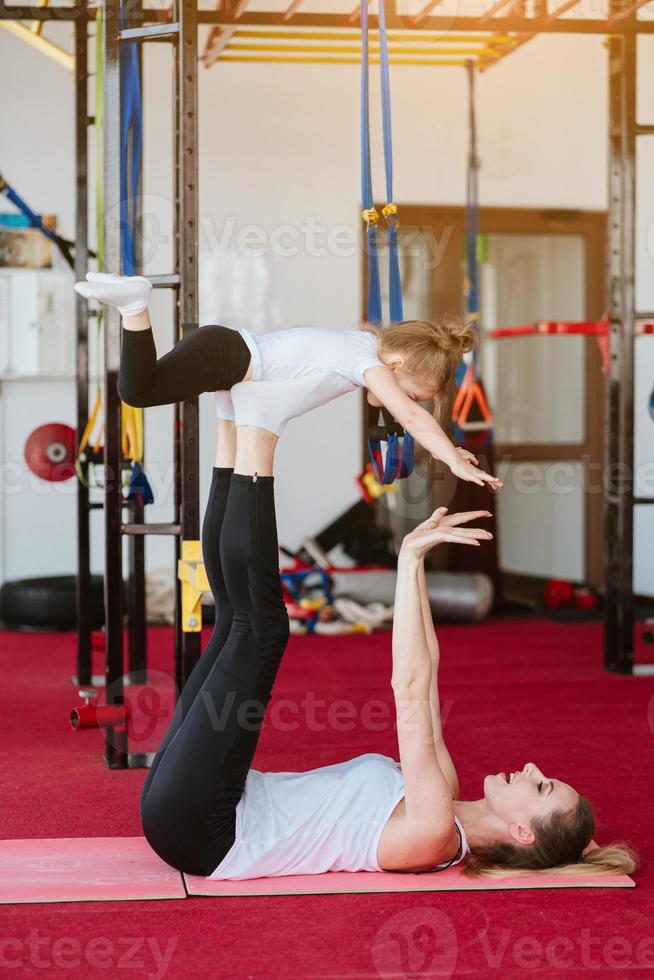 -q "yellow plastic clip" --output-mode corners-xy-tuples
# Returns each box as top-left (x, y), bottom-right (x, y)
(361, 207), (380, 226)
(362, 467), (397, 499)
(382, 202), (399, 224)
(300, 597), (328, 613)
(177, 540), (210, 633)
